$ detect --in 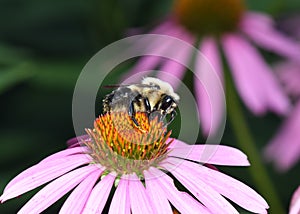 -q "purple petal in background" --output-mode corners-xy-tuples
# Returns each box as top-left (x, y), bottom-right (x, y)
(265, 101), (300, 171)
(241, 12), (300, 61)
(195, 37), (224, 135)
(222, 33), (290, 115)
(122, 23), (183, 82)
(274, 61), (300, 98)
(157, 36), (193, 89)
